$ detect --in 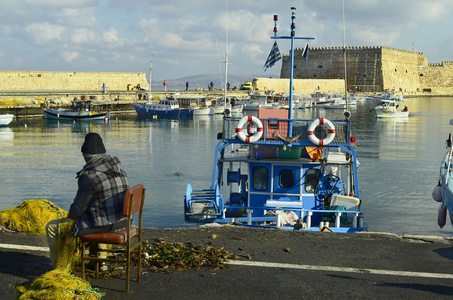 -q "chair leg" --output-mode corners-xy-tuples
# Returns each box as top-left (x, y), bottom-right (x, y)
(81, 242), (86, 280)
(137, 242), (142, 283)
(126, 244), (131, 293)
